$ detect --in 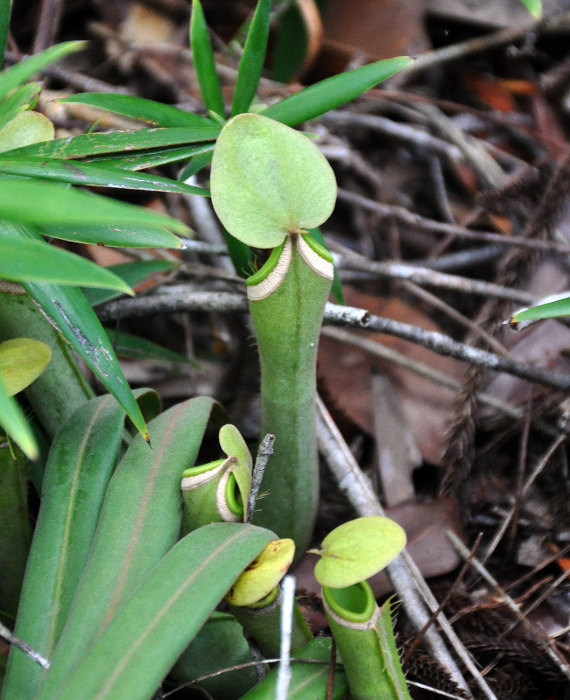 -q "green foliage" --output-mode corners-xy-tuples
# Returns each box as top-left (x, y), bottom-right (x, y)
(0, 2), (417, 698)
(519, 0), (542, 17)
(509, 292), (570, 326)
